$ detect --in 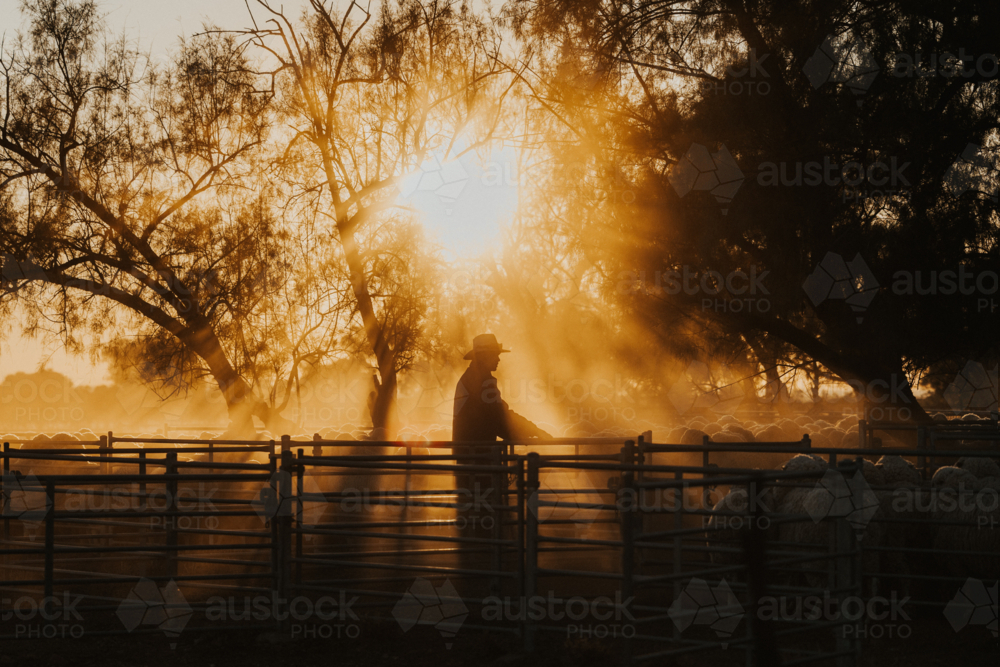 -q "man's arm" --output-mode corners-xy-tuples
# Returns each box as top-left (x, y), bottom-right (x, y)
(499, 399), (553, 439)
